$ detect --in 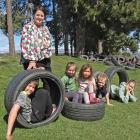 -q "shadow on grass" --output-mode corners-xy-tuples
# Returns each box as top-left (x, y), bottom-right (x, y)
(0, 61), (9, 65)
